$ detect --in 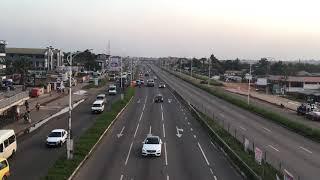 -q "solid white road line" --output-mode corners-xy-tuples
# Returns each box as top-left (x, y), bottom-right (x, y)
(198, 142), (210, 166)
(164, 142), (168, 166)
(210, 168), (214, 175)
(161, 111), (164, 121)
(161, 104), (163, 111)
(299, 146), (313, 154)
(166, 175), (170, 180)
(120, 174), (124, 180)
(133, 122), (140, 138)
(214, 176), (217, 180)
(149, 126), (152, 134)
(125, 142), (133, 166)
(163, 123), (166, 138)
(239, 126), (247, 131)
(262, 127), (271, 132)
(268, 145), (280, 152)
